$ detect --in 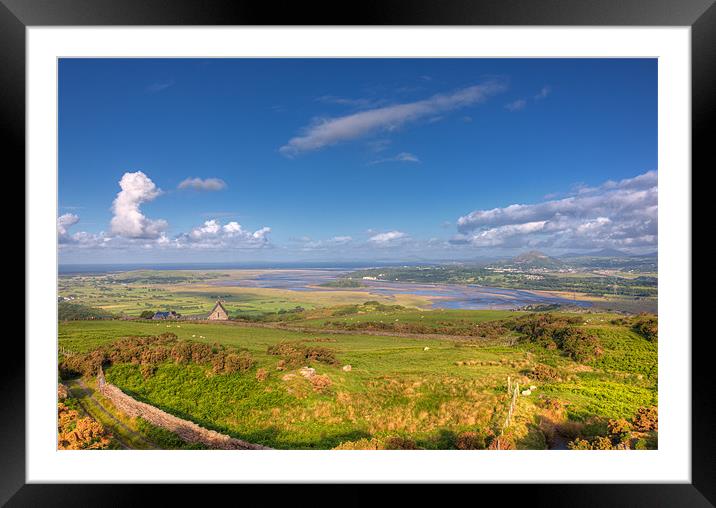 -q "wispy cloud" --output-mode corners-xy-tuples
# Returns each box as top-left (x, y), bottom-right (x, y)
(146, 80), (175, 93)
(178, 177), (227, 192)
(368, 152), (420, 165)
(316, 95), (385, 109)
(505, 99), (527, 112)
(280, 80), (507, 157)
(535, 85), (551, 100)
